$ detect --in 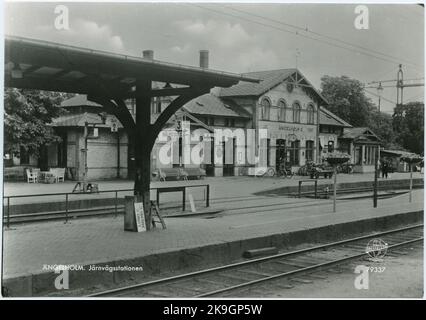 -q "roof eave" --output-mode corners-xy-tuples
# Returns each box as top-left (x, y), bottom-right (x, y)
(5, 35), (260, 88)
